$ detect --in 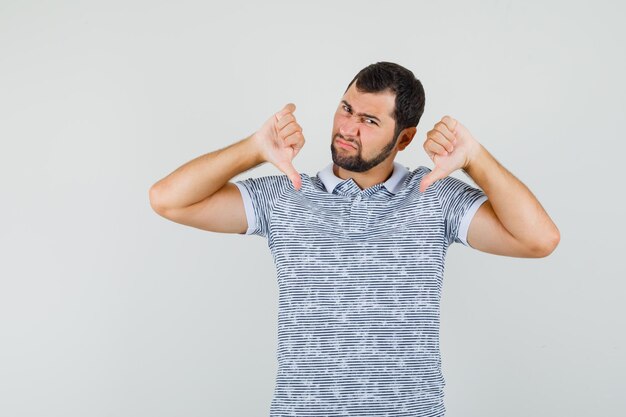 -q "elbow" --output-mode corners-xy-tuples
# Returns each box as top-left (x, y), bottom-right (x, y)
(149, 184), (167, 214)
(533, 229), (561, 258)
